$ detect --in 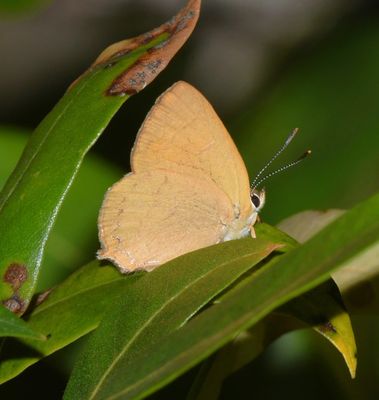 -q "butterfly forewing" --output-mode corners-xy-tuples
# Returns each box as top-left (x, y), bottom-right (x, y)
(131, 81), (252, 217)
